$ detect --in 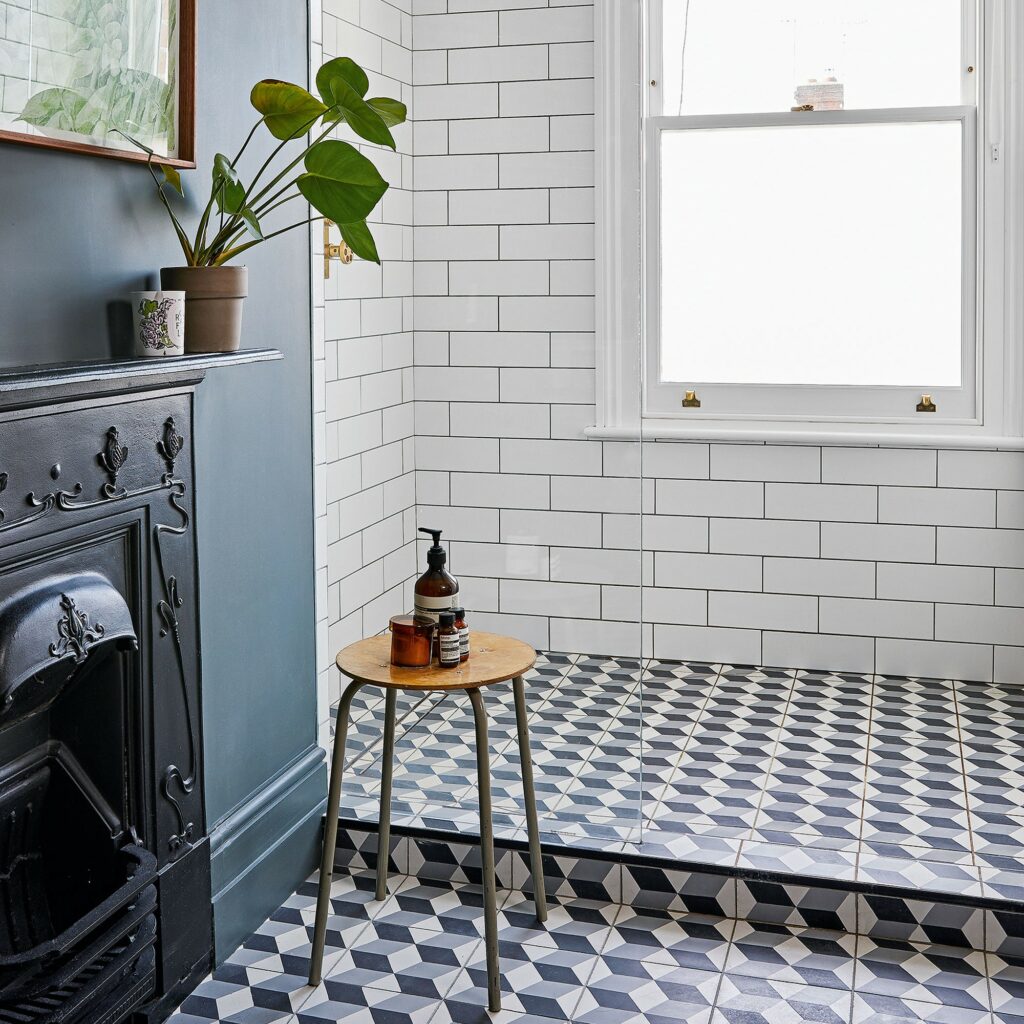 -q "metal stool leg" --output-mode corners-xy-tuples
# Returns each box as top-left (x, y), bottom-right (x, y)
(308, 678), (366, 986)
(376, 688), (398, 900)
(513, 675), (547, 923)
(468, 687), (501, 1013)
